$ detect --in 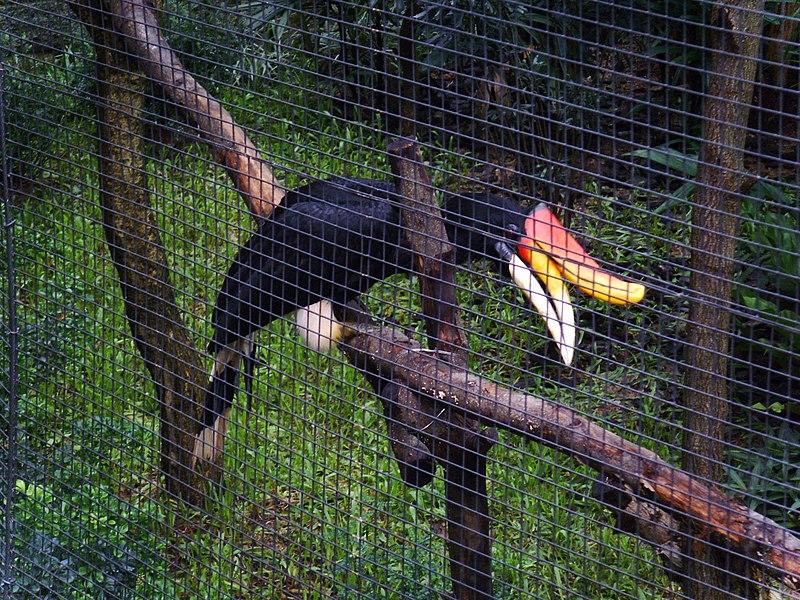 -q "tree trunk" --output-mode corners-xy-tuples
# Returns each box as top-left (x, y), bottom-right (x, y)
(70, 0), (207, 503)
(388, 140), (496, 599)
(681, 2), (764, 598)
